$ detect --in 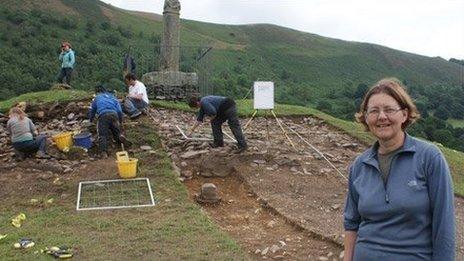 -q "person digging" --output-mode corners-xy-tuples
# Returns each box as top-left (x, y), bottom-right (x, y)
(187, 95), (248, 153)
(89, 85), (131, 158)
